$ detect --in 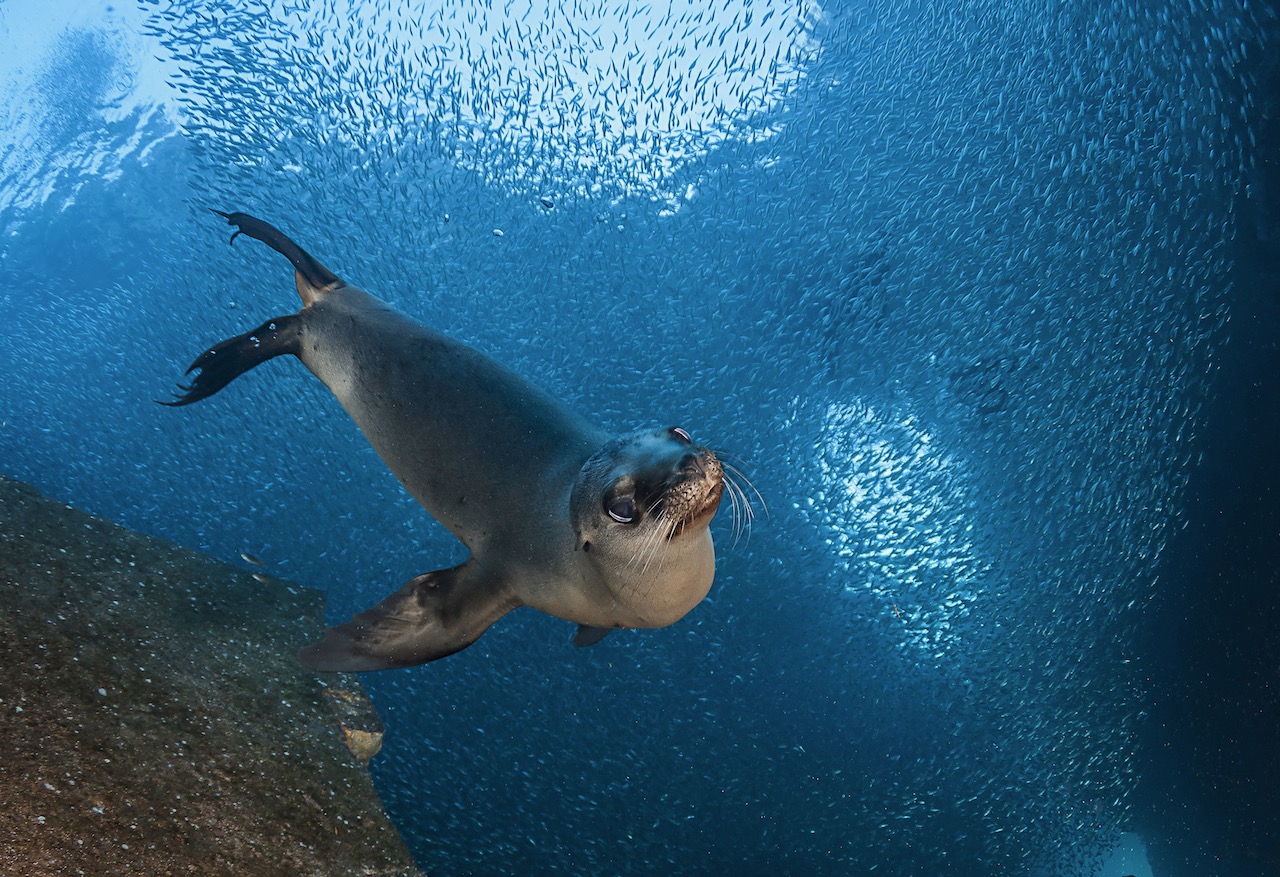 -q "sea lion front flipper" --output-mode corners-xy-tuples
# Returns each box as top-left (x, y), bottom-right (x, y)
(299, 563), (518, 672)
(571, 625), (613, 647)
